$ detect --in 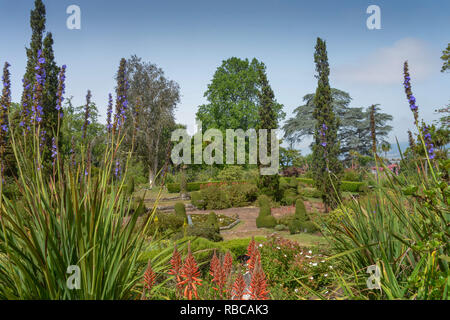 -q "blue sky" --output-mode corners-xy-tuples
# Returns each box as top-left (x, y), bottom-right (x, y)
(0, 0), (449, 154)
